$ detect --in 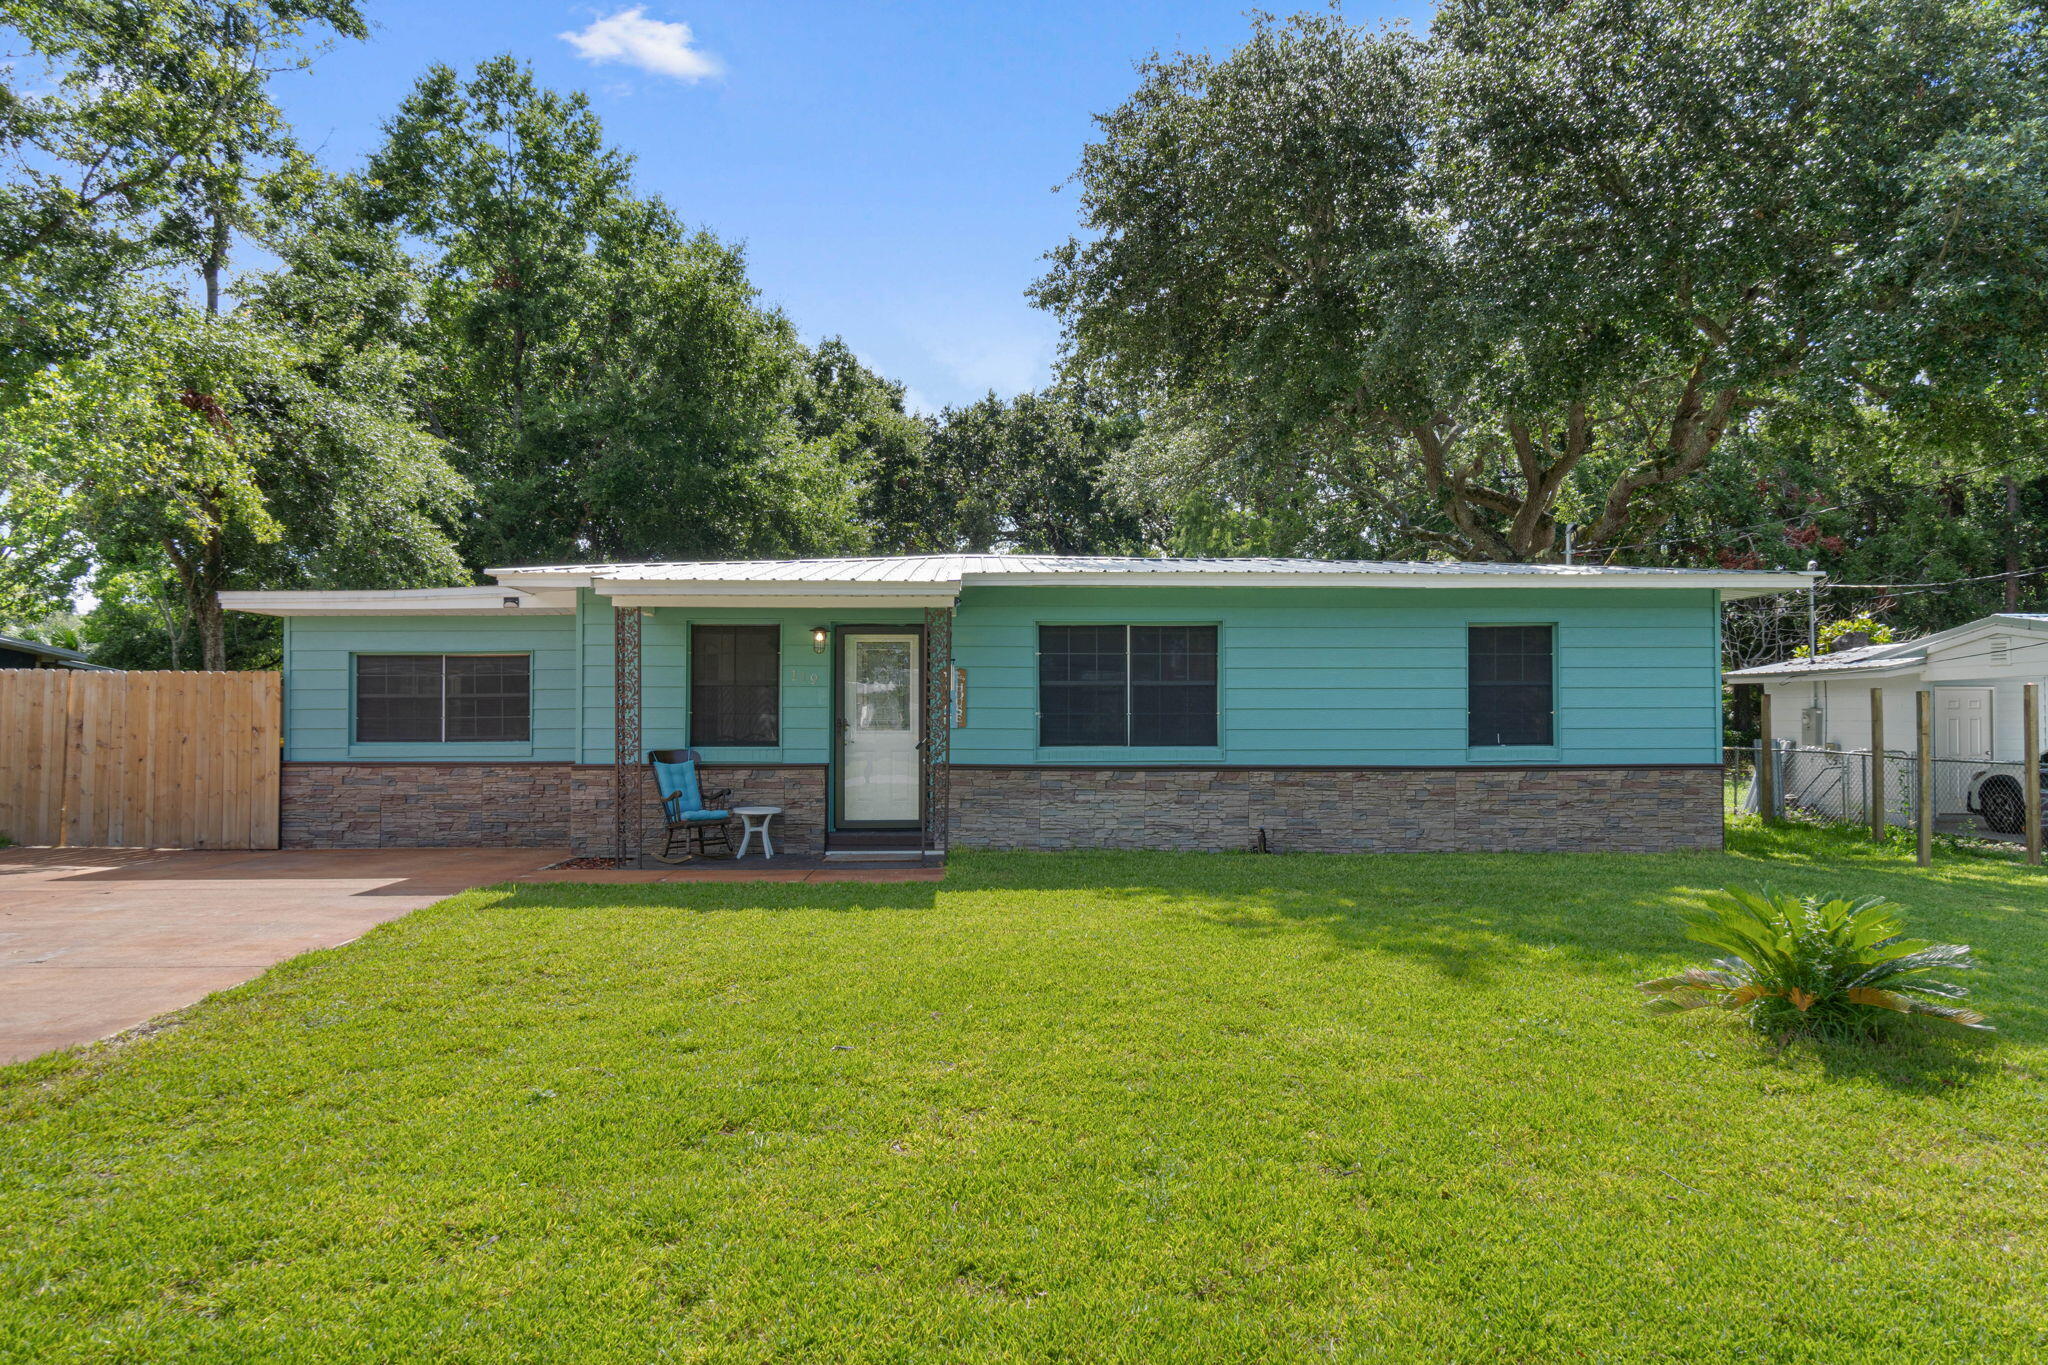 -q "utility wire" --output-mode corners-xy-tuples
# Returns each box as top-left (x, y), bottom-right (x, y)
(1824, 565), (2048, 591)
